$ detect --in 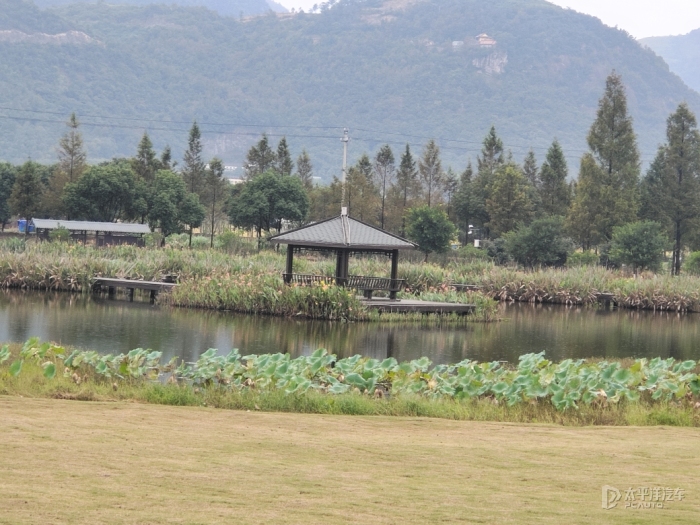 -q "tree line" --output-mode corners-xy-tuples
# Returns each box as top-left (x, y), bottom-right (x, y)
(1, 71), (699, 273)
